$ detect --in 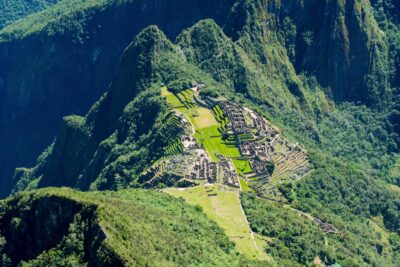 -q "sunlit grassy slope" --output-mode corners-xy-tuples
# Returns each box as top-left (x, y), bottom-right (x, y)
(165, 186), (269, 261)
(161, 87), (243, 161)
(1, 187), (261, 266)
